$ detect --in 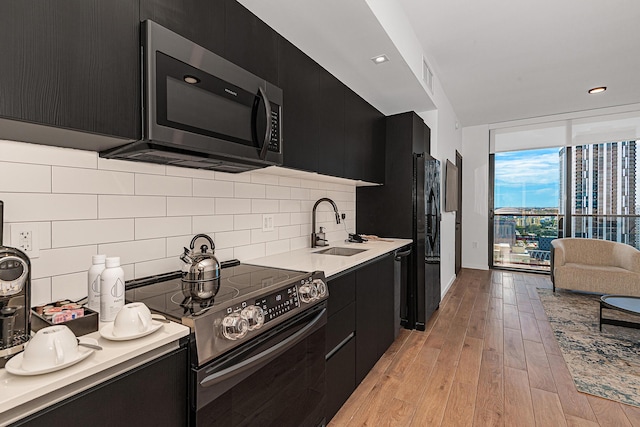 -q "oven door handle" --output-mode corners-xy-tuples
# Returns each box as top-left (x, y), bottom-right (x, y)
(199, 308), (326, 388)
